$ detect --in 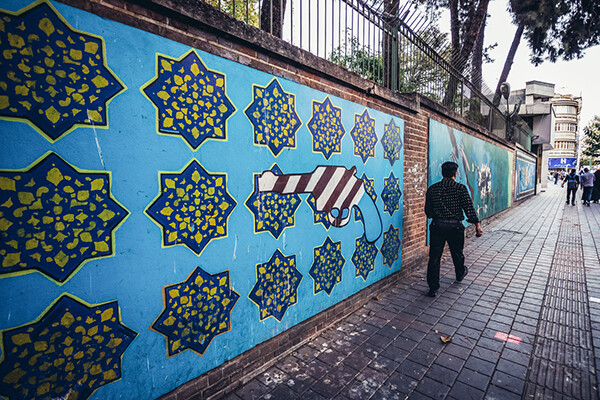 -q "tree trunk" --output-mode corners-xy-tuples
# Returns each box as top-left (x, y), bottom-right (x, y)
(469, 14), (486, 116)
(260, 0), (287, 38)
(492, 23), (525, 107)
(382, 0), (399, 90)
(443, 0), (490, 108)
